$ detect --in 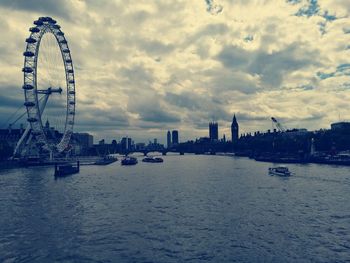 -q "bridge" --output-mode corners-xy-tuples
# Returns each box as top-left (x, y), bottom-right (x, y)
(124, 149), (185, 156)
